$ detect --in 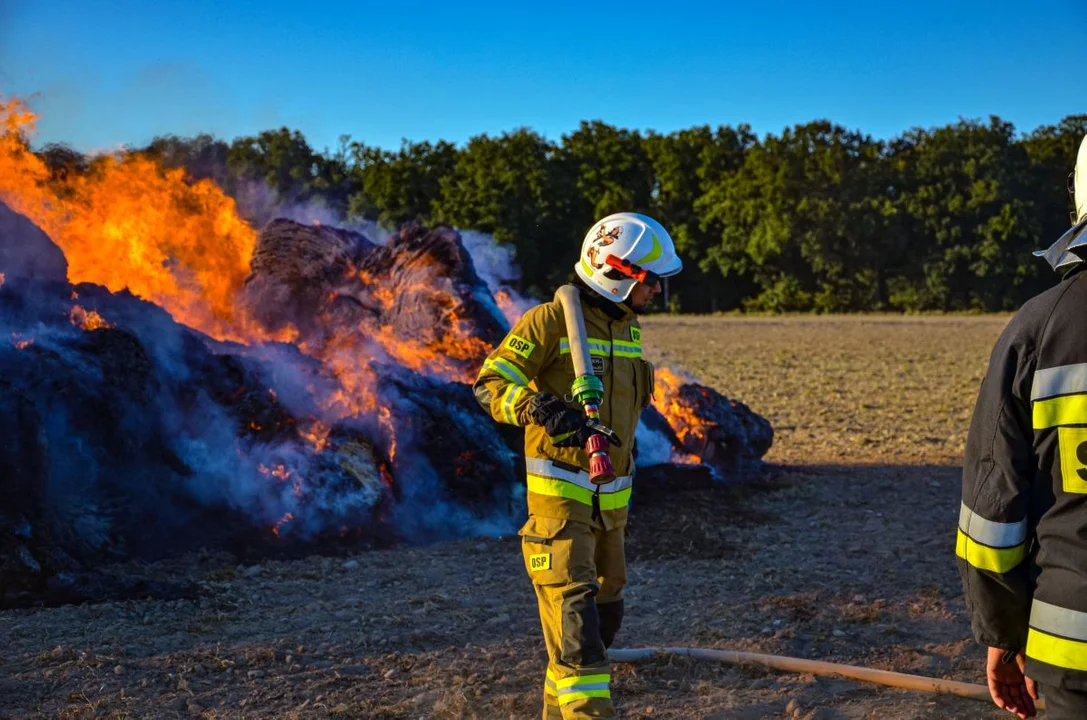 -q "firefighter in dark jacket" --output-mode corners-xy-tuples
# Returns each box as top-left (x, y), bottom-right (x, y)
(958, 134), (1087, 720)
